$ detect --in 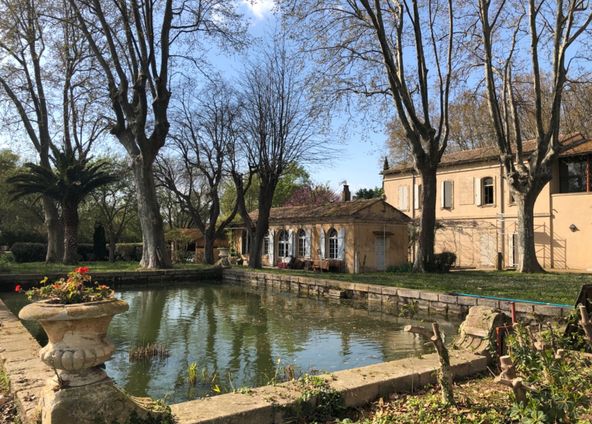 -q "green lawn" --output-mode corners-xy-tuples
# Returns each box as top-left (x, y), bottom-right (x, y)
(272, 269), (591, 305)
(0, 261), (211, 274)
